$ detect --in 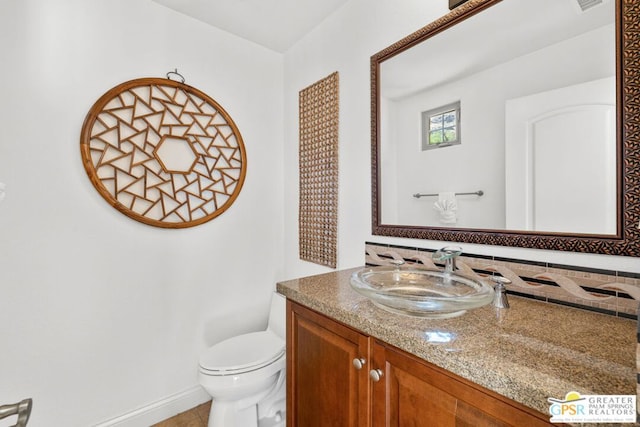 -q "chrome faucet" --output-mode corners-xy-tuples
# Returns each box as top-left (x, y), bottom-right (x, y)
(432, 246), (462, 274)
(0, 399), (32, 427)
(489, 276), (512, 308)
